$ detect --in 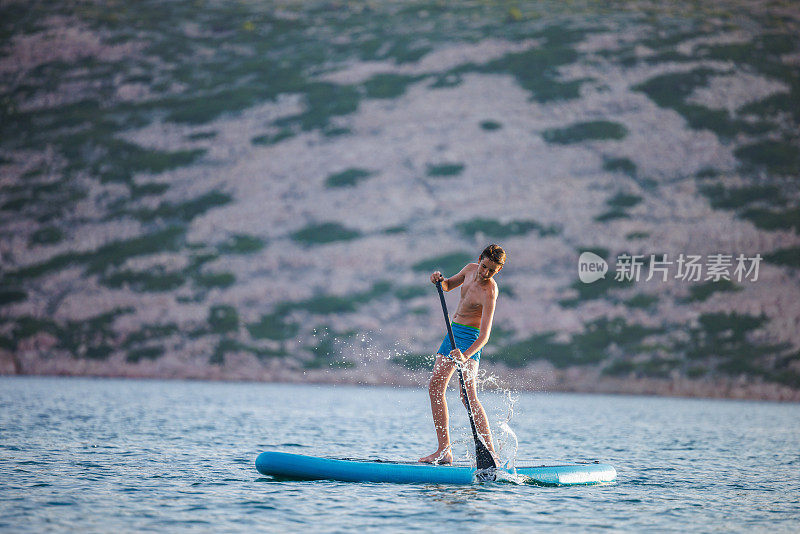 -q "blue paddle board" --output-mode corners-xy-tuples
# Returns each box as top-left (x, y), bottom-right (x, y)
(256, 451), (616, 485)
